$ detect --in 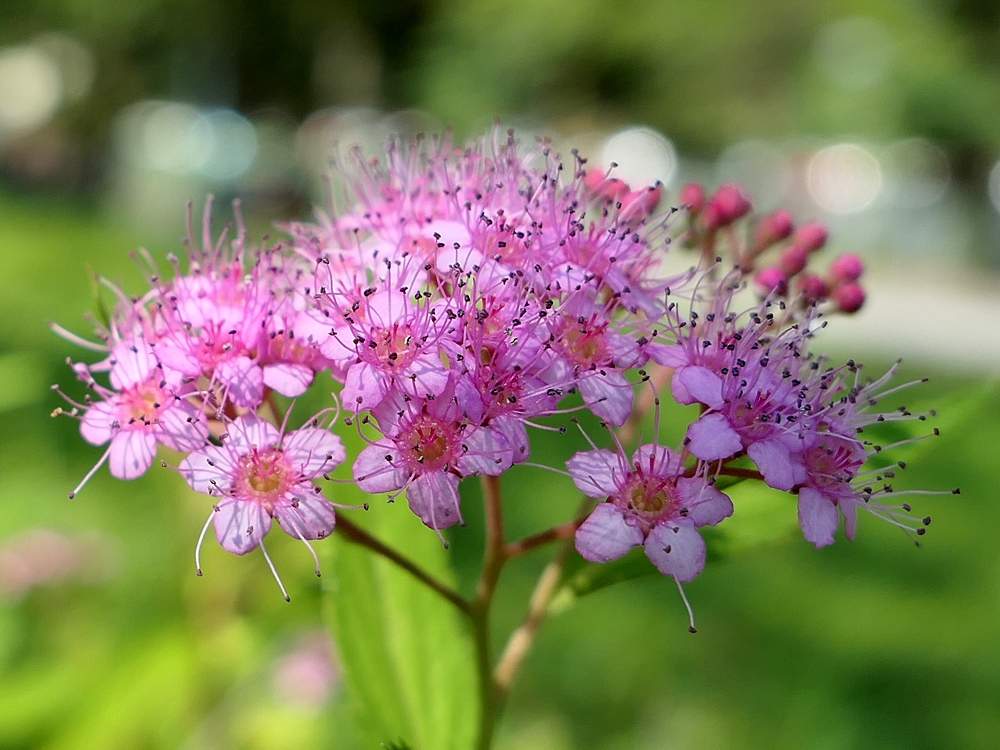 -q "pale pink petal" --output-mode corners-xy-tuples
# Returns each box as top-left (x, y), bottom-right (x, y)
(607, 332), (642, 368)
(153, 342), (202, 377)
(216, 356), (264, 407)
(180, 445), (236, 494)
(283, 428), (346, 477)
(673, 366), (725, 409)
(402, 352), (450, 399)
(407, 471), (463, 530)
(677, 477), (734, 526)
(646, 343), (688, 367)
(109, 340), (157, 390)
(575, 503), (643, 562)
(748, 438), (804, 491)
(156, 401), (209, 452)
(80, 400), (117, 446)
(353, 443), (408, 493)
(798, 487), (839, 548)
(631, 444), (683, 476)
(566, 449), (622, 498)
(686, 413), (742, 461)
(342, 362), (386, 409)
(456, 426), (513, 477)
(275, 490), (337, 540)
(263, 363), (314, 398)
(578, 370), (633, 427)
(491, 416), (530, 463)
(842, 500), (859, 541)
(108, 430), (156, 480)
(226, 414), (281, 453)
(213, 500), (271, 555)
(644, 522), (706, 582)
